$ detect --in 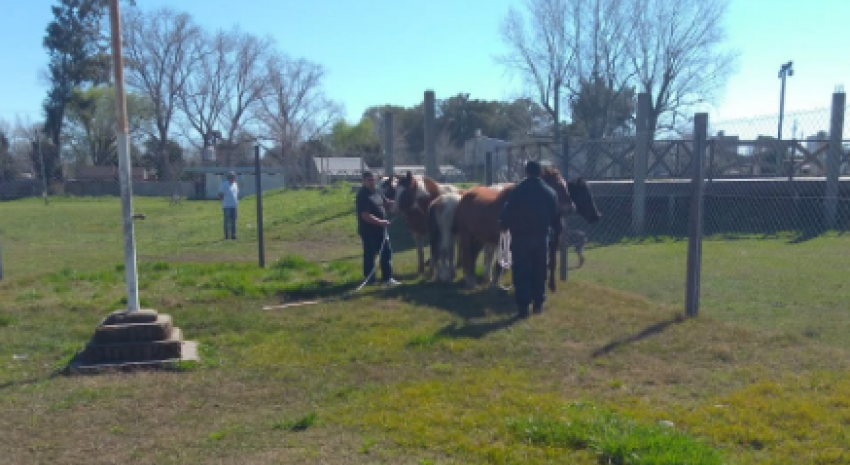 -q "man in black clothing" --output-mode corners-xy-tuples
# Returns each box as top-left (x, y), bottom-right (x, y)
(499, 160), (562, 317)
(356, 171), (400, 286)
